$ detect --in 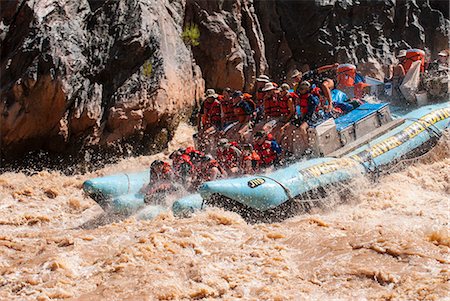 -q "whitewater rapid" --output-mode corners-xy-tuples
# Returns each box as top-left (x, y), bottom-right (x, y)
(0, 123), (448, 300)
